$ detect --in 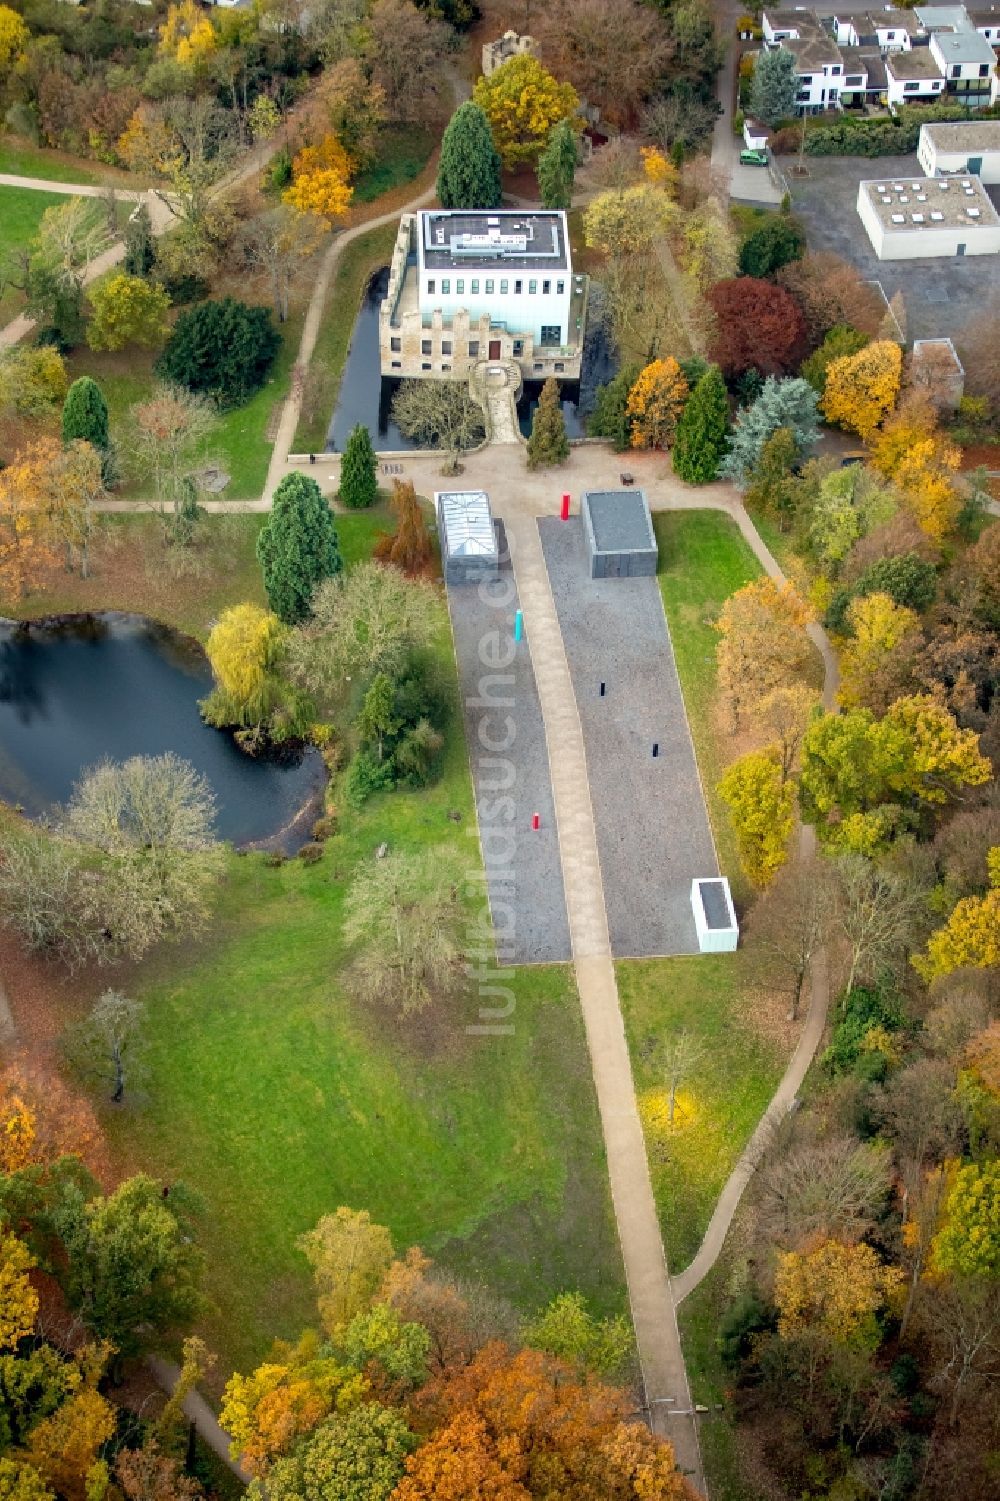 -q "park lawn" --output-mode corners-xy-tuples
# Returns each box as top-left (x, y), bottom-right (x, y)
(93, 526), (624, 1374)
(352, 126), (434, 204)
(654, 510), (762, 906)
(0, 185), (76, 325)
(12, 513), (268, 641)
(0, 139), (132, 186)
(617, 953), (784, 1271)
(293, 221), (398, 454)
